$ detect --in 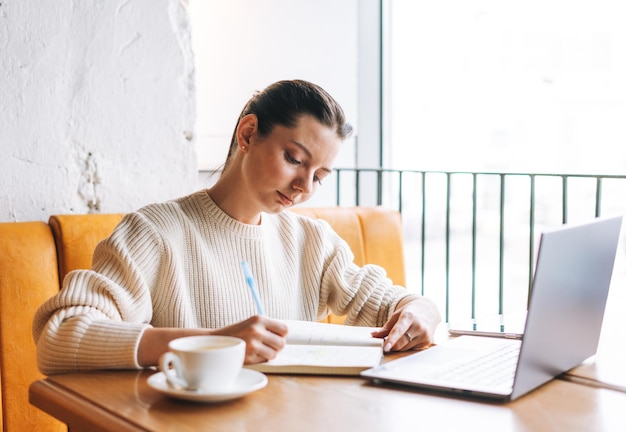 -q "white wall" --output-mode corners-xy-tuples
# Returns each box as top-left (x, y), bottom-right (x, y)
(0, 0), (198, 222)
